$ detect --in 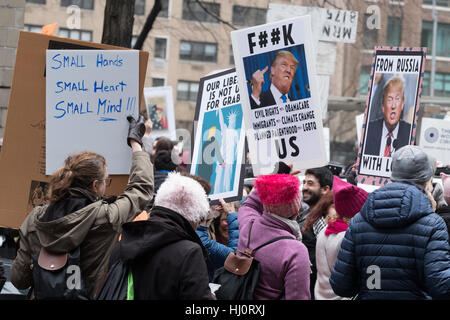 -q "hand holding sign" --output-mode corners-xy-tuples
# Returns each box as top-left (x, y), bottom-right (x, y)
(251, 66), (268, 100)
